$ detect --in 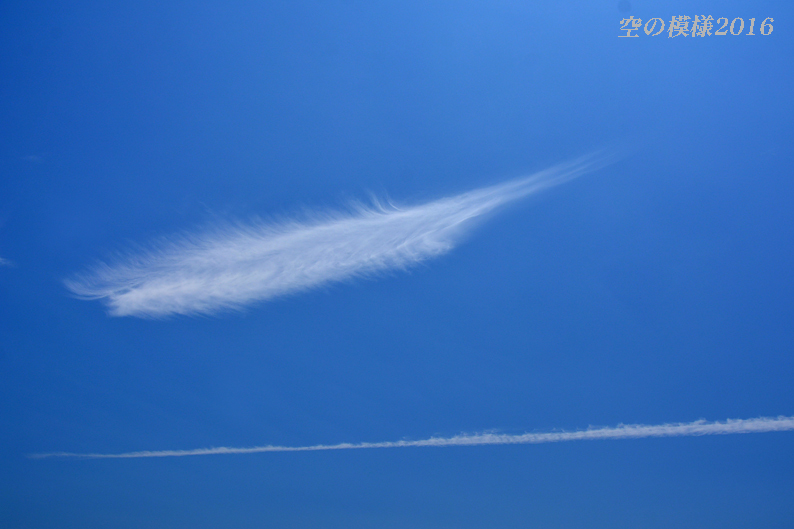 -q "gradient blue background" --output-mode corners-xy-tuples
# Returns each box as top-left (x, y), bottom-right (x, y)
(1, 1), (793, 527)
